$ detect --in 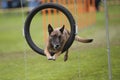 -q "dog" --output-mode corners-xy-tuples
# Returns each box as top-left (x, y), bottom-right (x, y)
(44, 24), (93, 61)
